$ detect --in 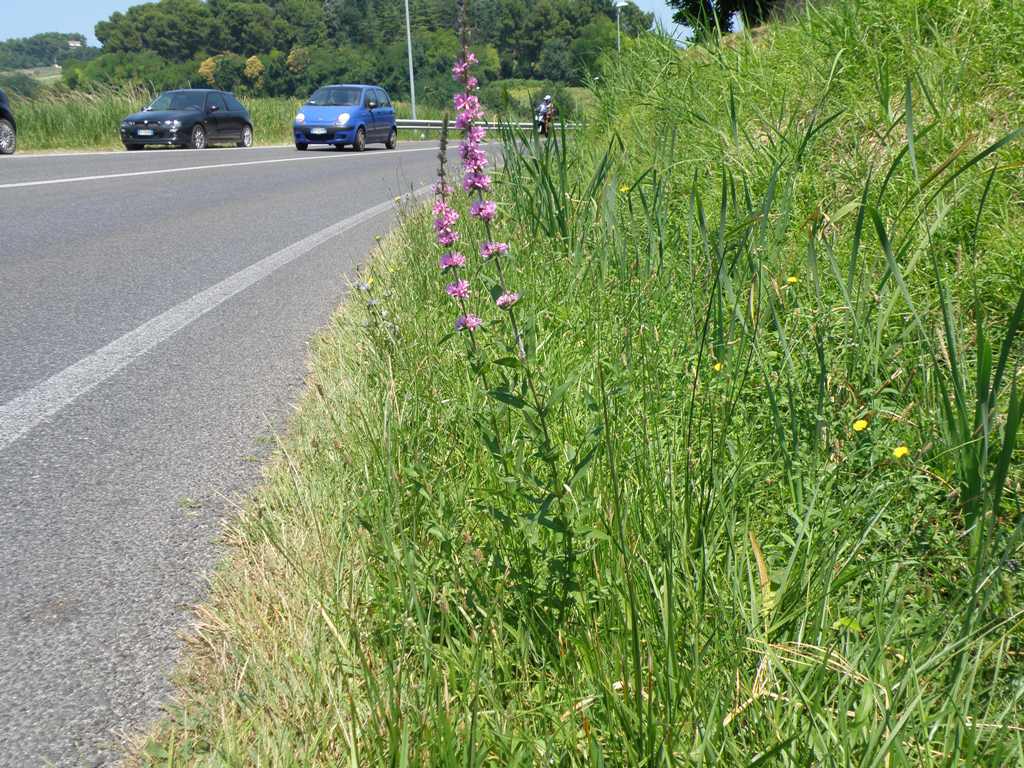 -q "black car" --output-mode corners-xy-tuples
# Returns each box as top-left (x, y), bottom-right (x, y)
(0, 88), (16, 155)
(120, 89), (253, 150)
